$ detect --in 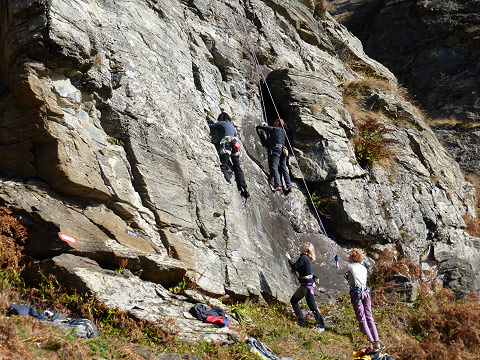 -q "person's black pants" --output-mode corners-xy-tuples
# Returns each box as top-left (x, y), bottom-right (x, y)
(270, 147), (292, 189)
(290, 285), (325, 328)
(220, 153), (246, 188)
